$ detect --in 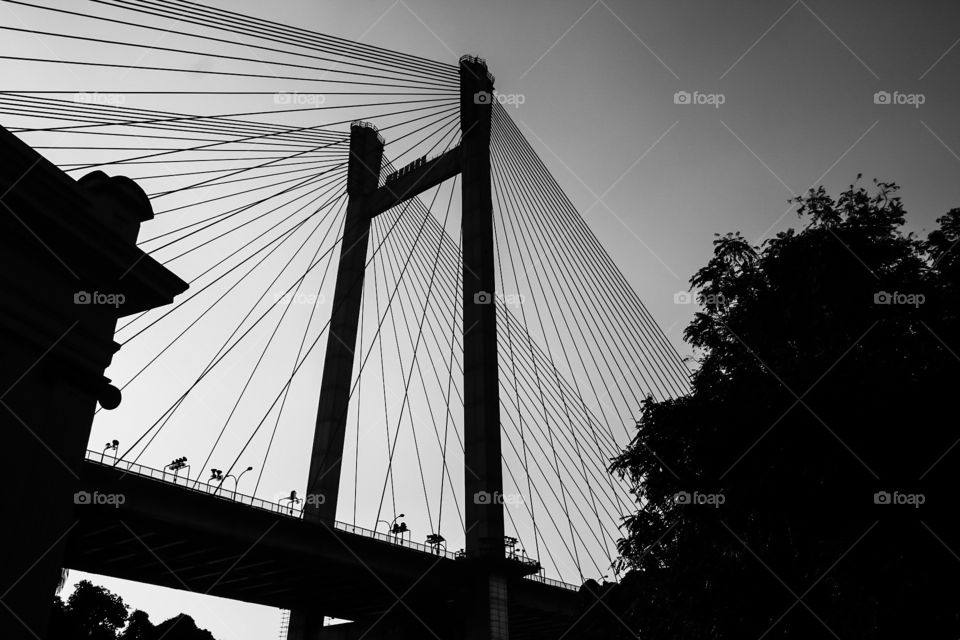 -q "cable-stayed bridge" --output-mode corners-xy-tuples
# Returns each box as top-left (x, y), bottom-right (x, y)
(0, 2), (689, 638)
